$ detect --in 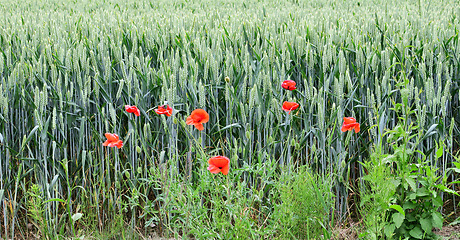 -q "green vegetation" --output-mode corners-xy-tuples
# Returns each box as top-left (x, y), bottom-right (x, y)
(0, 0), (459, 239)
